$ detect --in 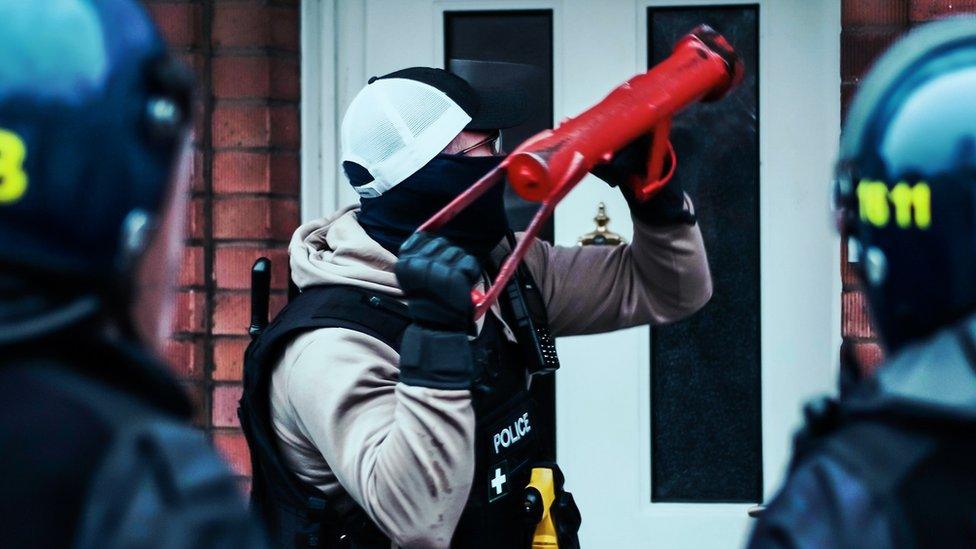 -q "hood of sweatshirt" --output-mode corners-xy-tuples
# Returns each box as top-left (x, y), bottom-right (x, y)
(289, 205), (403, 297)
(289, 205), (514, 339)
